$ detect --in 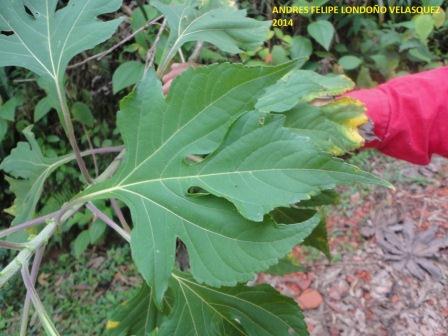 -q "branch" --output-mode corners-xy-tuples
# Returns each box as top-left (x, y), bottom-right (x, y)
(110, 198), (131, 233)
(0, 241), (26, 250)
(80, 145), (124, 157)
(189, 42), (203, 62)
(0, 211), (60, 239)
(145, 18), (167, 71)
(20, 245), (45, 336)
(68, 15), (164, 69)
(21, 265), (60, 336)
(86, 202), (131, 242)
(0, 205), (78, 288)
